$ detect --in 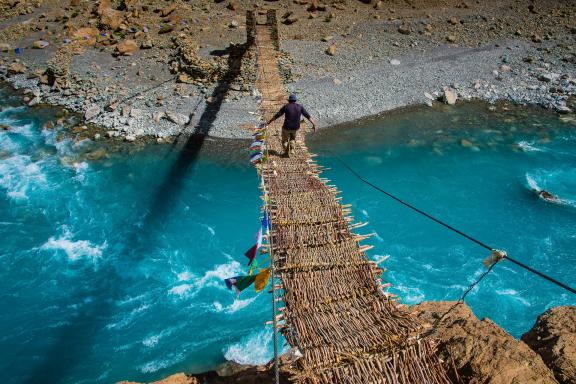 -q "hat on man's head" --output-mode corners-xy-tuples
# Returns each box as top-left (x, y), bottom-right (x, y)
(288, 94), (297, 102)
